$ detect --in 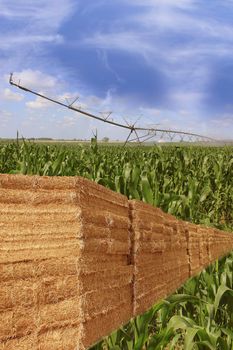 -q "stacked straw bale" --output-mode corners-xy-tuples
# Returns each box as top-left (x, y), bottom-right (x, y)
(0, 174), (233, 349)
